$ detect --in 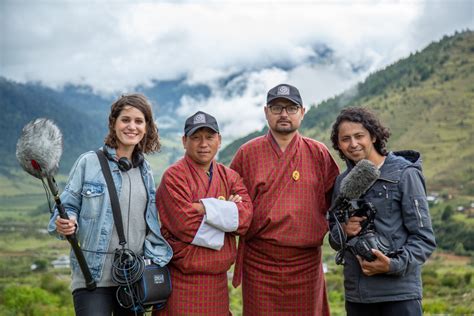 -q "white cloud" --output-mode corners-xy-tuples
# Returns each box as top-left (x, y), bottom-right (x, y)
(177, 68), (287, 140)
(1, 0), (473, 138)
